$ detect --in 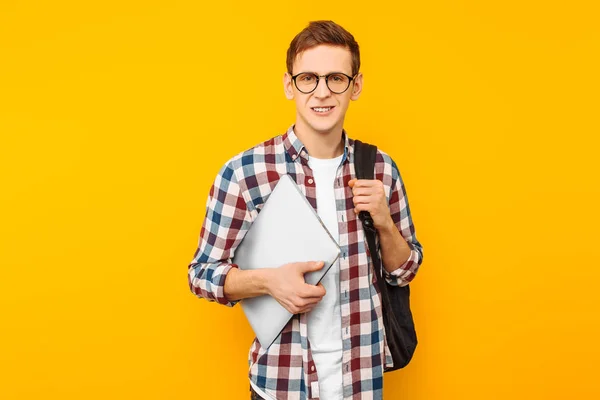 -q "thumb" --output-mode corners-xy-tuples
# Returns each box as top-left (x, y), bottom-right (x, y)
(301, 261), (324, 272)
